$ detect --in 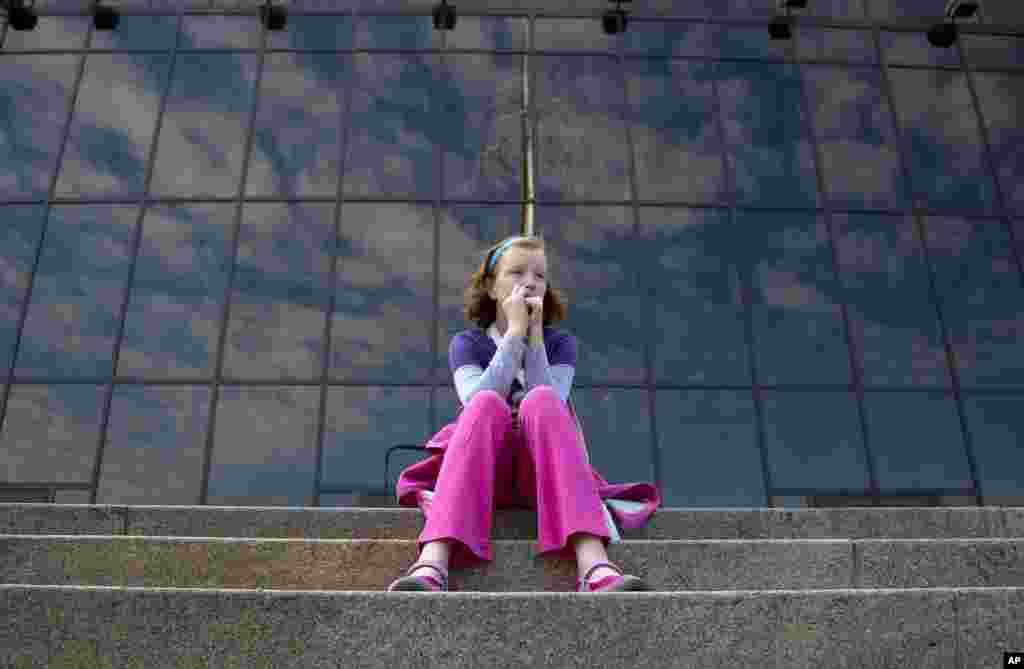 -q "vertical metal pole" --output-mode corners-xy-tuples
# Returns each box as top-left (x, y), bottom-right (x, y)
(521, 19), (535, 237)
